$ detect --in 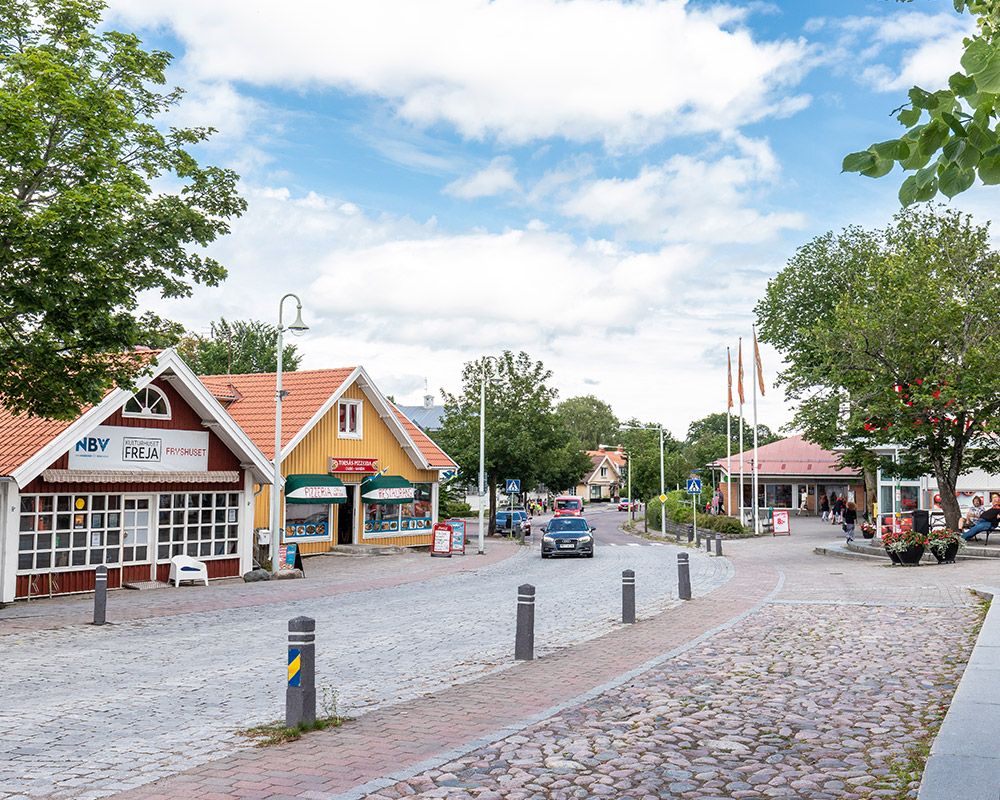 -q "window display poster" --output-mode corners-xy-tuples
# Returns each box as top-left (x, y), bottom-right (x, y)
(431, 523), (452, 557)
(448, 519), (466, 554)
